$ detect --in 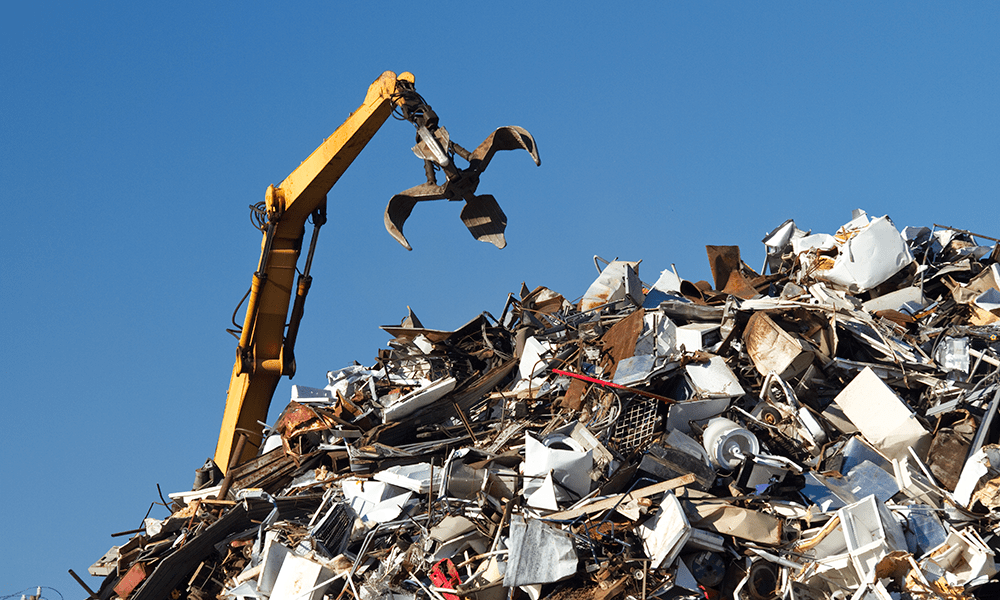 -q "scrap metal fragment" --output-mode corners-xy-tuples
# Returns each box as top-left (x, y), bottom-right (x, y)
(503, 516), (578, 587)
